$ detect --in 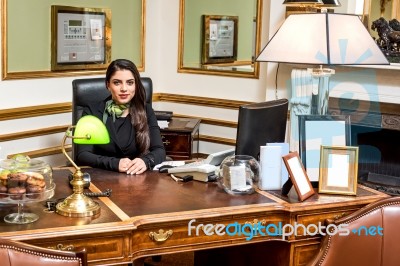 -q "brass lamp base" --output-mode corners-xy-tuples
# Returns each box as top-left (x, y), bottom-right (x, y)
(56, 193), (100, 217)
